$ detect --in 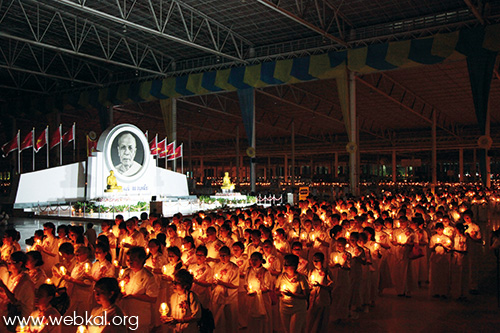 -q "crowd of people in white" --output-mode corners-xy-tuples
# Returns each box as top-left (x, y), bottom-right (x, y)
(0, 186), (492, 333)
